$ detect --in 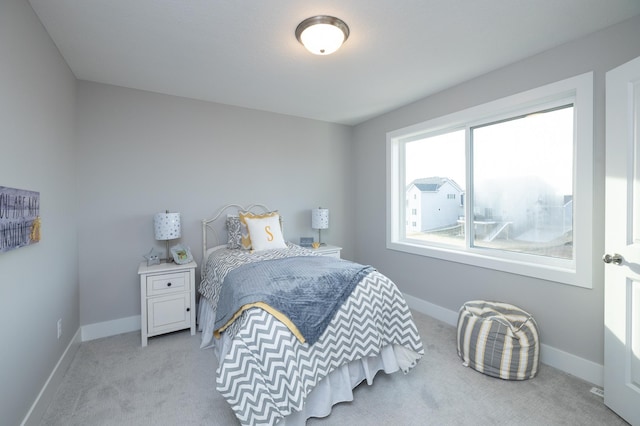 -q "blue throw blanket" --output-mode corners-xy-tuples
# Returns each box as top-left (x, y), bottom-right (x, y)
(214, 256), (374, 345)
